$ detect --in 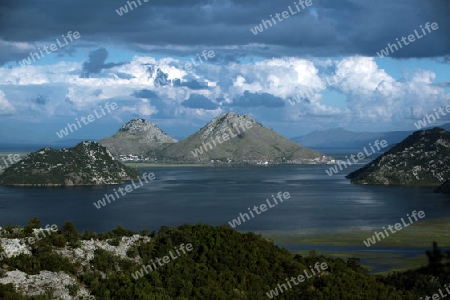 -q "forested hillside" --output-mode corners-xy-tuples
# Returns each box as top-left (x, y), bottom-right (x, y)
(0, 220), (448, 299)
